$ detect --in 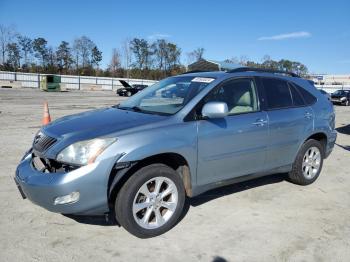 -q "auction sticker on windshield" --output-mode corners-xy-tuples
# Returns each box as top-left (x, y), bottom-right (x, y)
(191, 77), (215, 83)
